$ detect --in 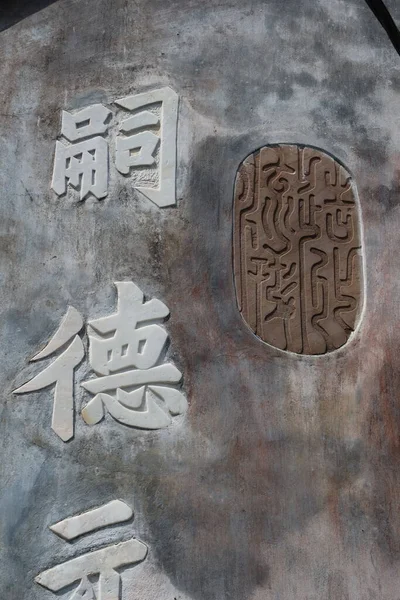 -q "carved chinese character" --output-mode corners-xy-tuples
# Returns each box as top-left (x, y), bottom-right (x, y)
(61, 105), (111, 142)
(81, 282), (187, 429)
(115, 87), (179, 207)
(36, 500), (147, 600)
(13, 307), (84, 441)
(233, 144), (364, 355)
(13, 282), (187, 438)
(52, 104), (112, 201)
